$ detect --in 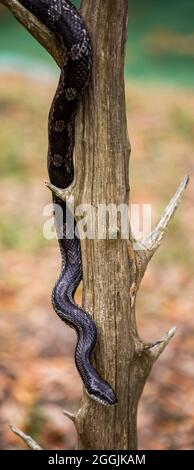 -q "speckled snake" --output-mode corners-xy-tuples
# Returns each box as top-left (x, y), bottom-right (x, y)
(18, 0), (117, 406)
